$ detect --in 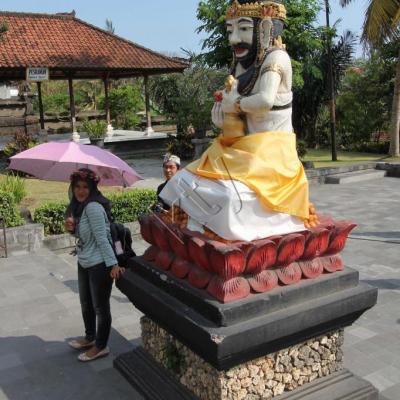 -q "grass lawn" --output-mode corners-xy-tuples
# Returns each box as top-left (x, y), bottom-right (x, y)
(303, 149), (400, 168)
(0, 174), (123, 211)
